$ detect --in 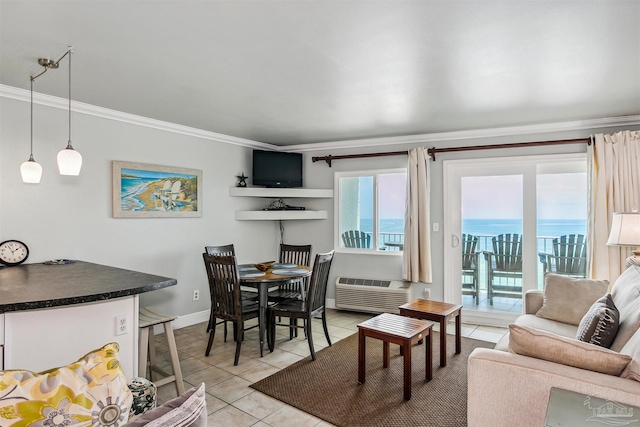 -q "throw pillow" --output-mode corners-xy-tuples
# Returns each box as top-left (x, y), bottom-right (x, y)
(576, 293), (620, 348)
(535, 274), (609, 325)
(124, 382), (207, 427)
(609, 266), (640, 352)
(508, 324), (631, 376)
(0, 342), (133, 427)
